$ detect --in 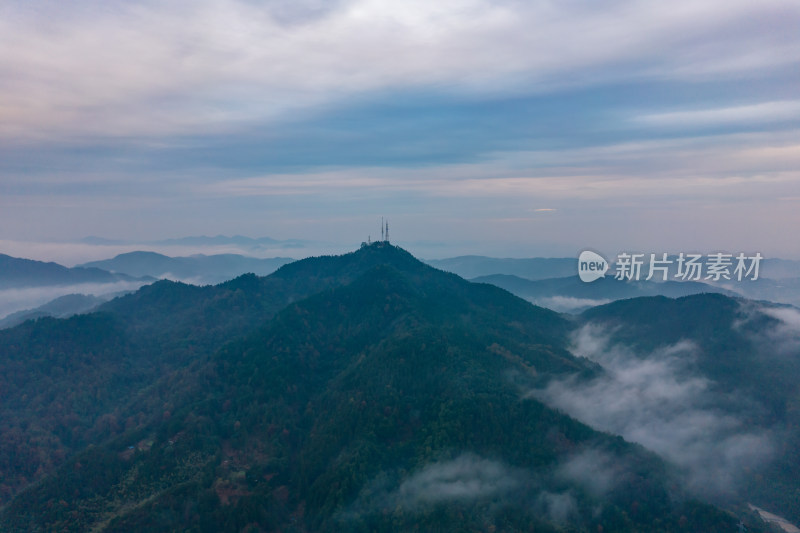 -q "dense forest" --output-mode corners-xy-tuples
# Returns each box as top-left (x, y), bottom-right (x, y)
(0, 244), (792, 531)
